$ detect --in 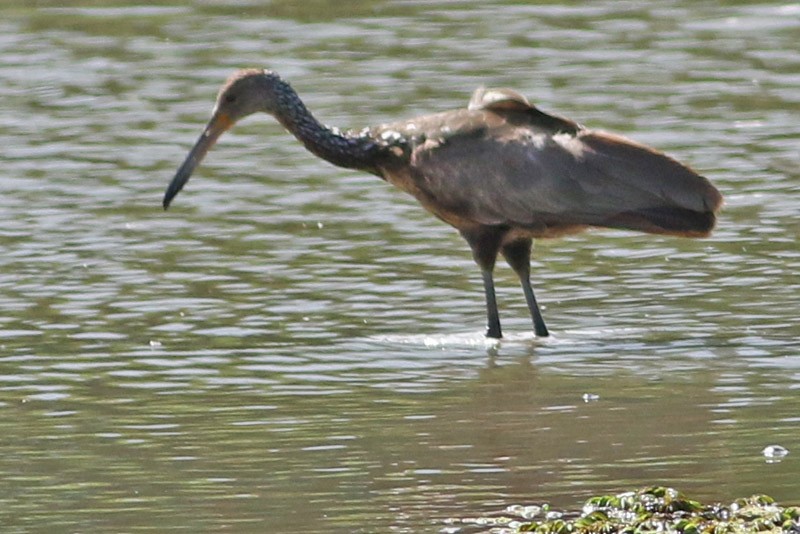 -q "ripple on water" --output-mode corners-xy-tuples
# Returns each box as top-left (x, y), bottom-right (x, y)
(1, 2), (799, 533)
